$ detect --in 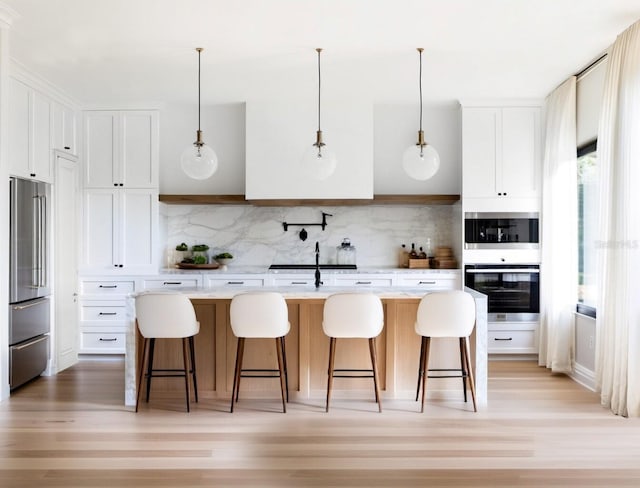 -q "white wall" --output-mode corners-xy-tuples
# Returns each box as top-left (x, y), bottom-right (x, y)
(158, 101), (462, 196)
(572, 313), (596, 390)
